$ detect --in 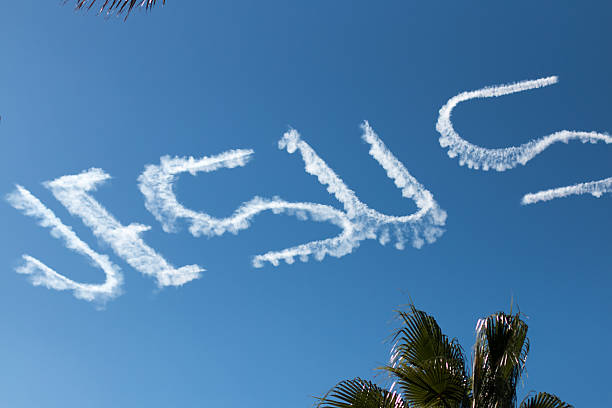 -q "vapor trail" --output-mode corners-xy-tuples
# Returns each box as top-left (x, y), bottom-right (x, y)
(139, 149), (356, 266)
(139, 122), (446, 267)
(138, 149), (255, 235)
(46, 168), (203, 287)
(6, 185), (122, 302)
(280, 122), (447, 252)
(522, 177), (612, 204)
(436, 76), (612, 203)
